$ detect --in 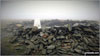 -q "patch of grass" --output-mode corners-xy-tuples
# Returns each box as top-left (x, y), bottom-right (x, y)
(1, 37), (26, 55)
